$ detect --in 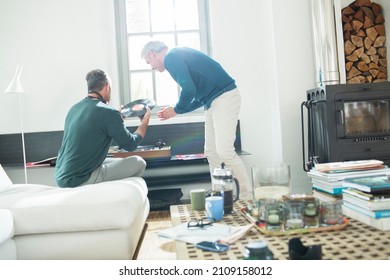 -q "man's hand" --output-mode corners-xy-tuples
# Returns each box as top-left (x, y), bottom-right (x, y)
(134, 107), (151, 138)
(140, 106), (151, 123)
(157, 106), (177, 120)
